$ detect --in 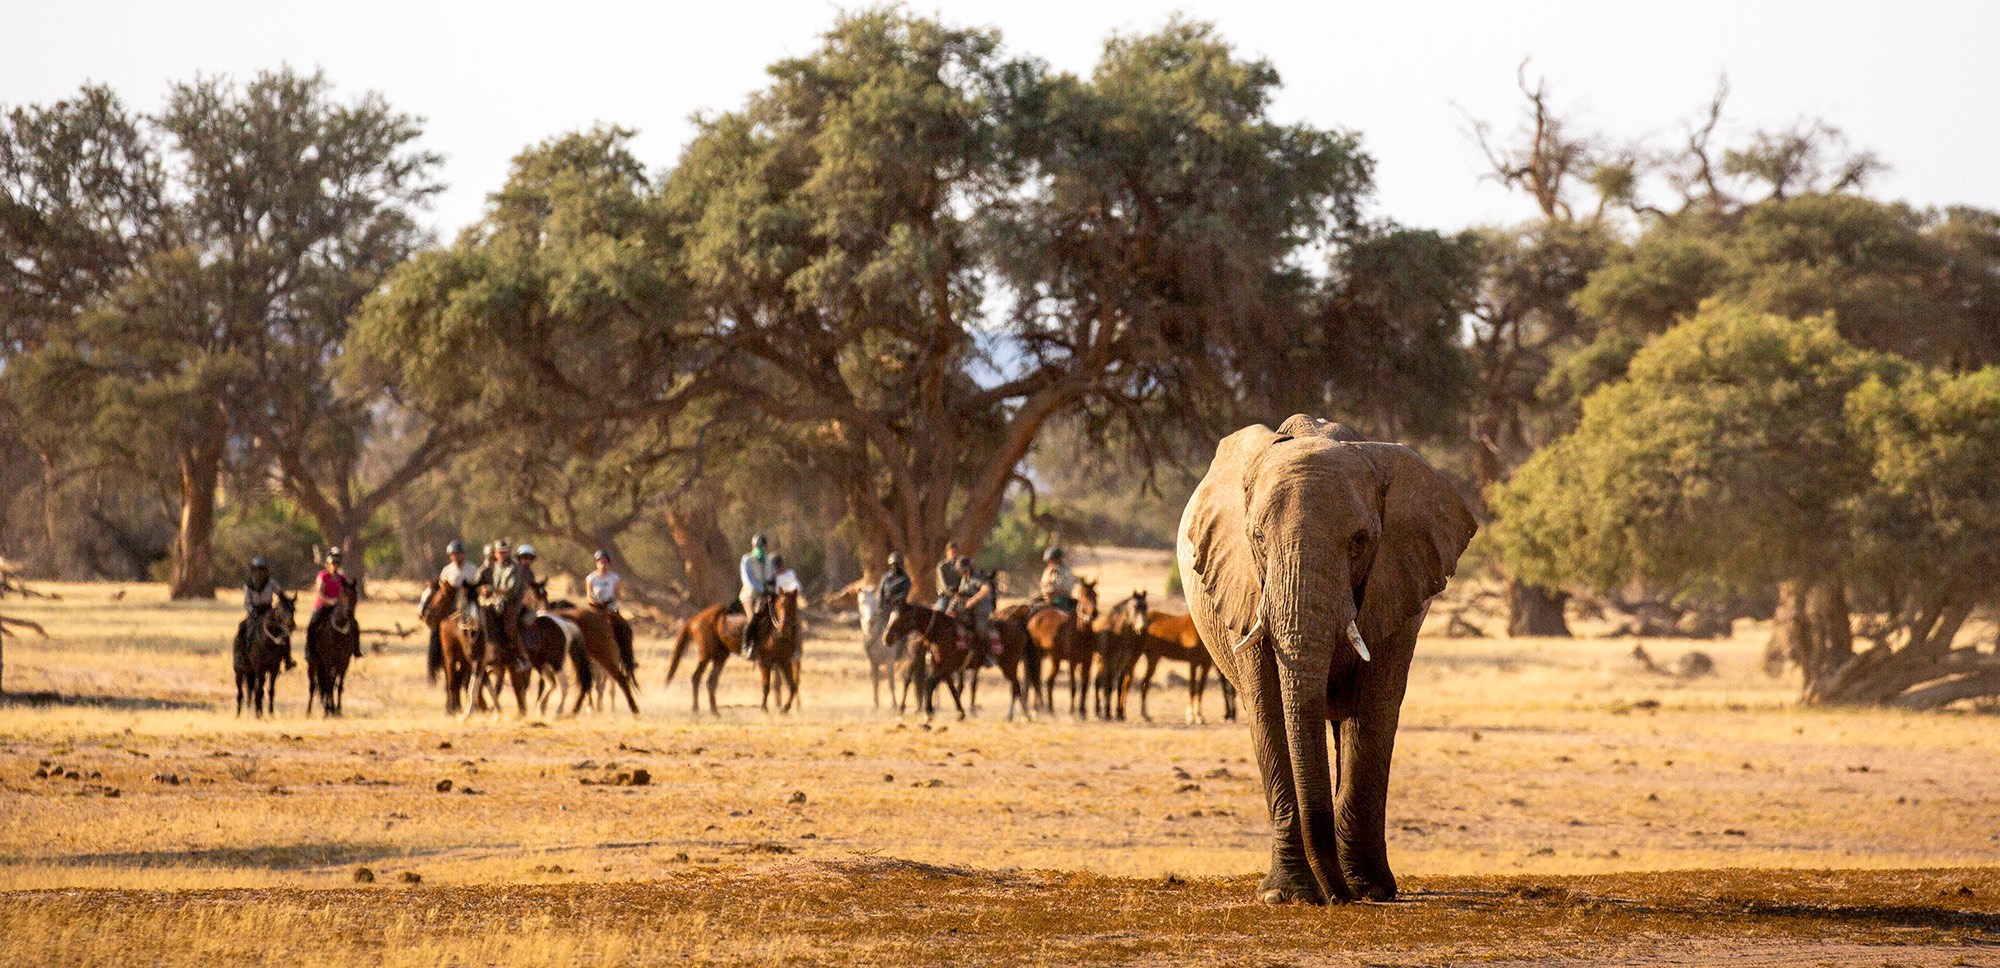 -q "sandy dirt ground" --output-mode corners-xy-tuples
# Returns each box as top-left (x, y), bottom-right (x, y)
(1, 551), (1997, 965)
